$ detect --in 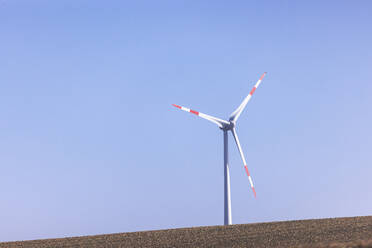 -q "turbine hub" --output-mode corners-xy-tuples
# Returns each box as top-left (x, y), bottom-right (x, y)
(221, 121), (235, 131)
